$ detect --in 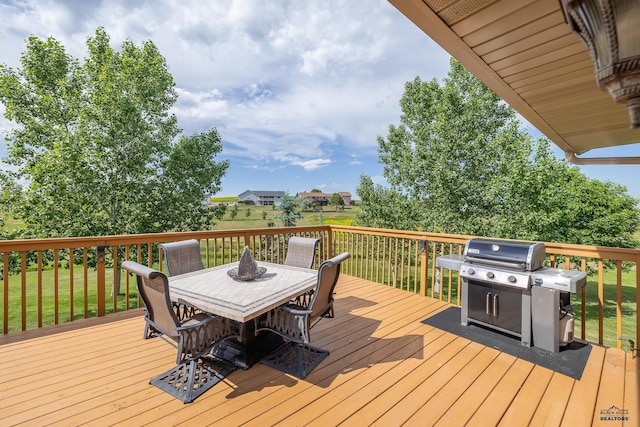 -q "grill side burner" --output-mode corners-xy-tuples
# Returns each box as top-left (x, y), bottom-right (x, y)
(436, 238), (587, 352)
